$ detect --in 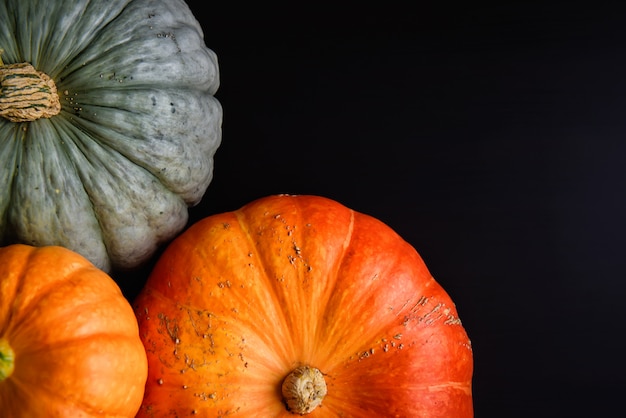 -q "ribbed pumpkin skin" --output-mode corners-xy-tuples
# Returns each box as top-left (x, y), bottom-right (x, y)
(0, 0), (222, 272)
(0, 244), (148, 417)
(133, 195), (473, 417)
